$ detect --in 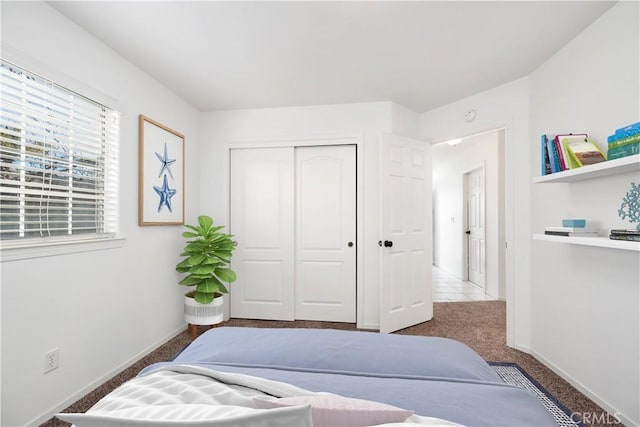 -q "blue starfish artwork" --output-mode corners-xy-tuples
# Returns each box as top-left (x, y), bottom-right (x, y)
(153, 174), (177, 213)
(155, 142), (176, 180)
